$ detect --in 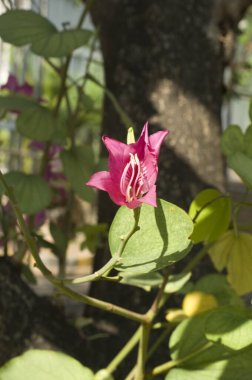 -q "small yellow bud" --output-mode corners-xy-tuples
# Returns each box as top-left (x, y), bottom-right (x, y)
(127, 127), (135, 144)
(182, 291), (218, 317)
